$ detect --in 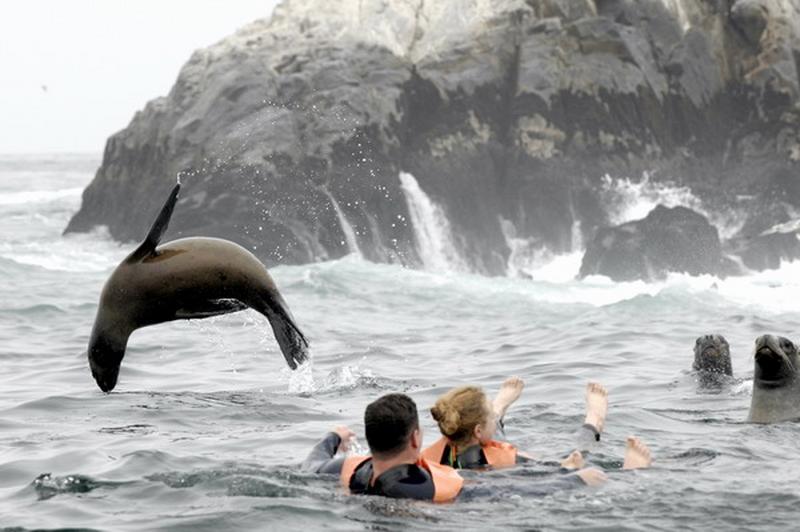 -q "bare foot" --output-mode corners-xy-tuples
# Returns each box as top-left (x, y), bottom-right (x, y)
(560, 450), (585, 470)
(584, 382), (608, 434)
(493, 376), (525, 420)
(576, 467), (607, 486)
(623, 436), (652, 470)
